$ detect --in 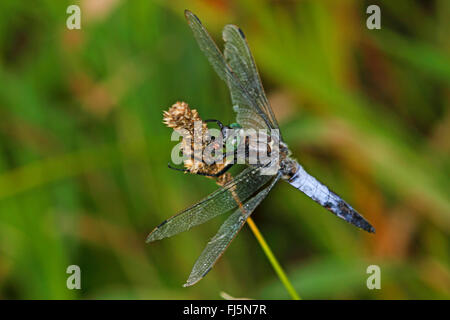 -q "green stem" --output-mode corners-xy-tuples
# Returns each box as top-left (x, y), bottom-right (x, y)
(246, 217), (301, 300)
